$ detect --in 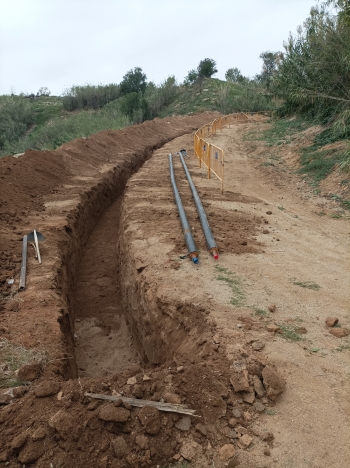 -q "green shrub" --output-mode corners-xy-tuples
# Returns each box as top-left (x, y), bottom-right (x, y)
(0, 96), (35, 148)
(62, 83), (120, 111)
